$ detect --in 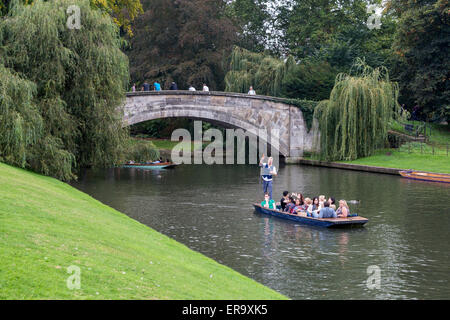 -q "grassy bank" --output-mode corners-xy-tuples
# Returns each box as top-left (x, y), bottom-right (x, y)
(340, 149), (450, 173)
(0, 163), (287, 299)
